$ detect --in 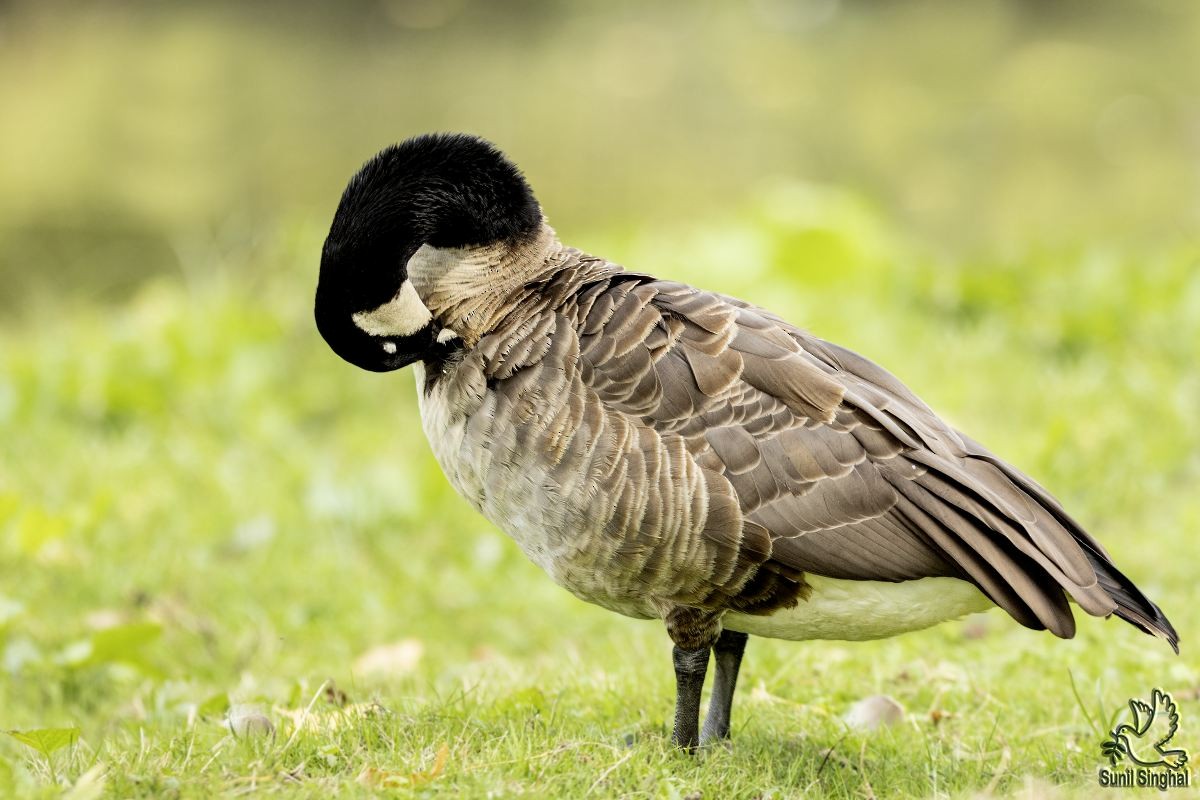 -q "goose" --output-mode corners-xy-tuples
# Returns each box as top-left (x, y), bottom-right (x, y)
(314, 132), (1178, 750)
